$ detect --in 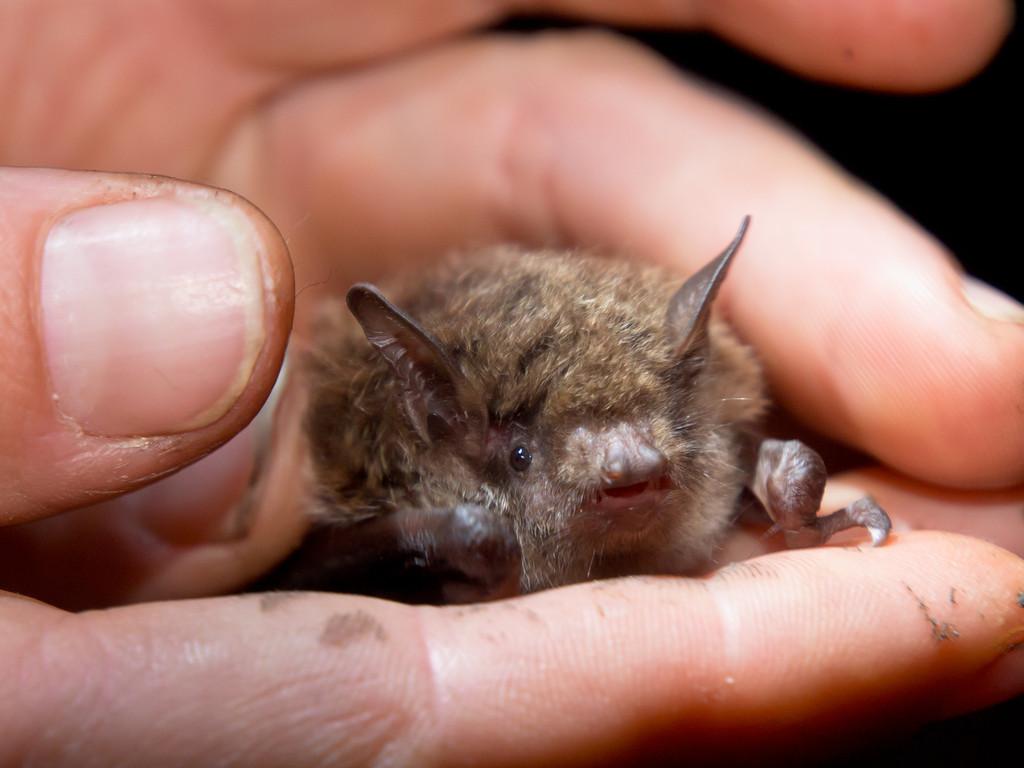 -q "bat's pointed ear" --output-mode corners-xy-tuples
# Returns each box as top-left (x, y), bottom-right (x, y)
(347, 284), (484, 446)
(665, 216), (750, 354)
